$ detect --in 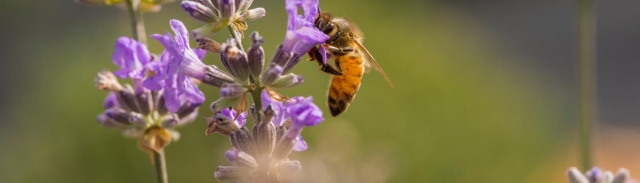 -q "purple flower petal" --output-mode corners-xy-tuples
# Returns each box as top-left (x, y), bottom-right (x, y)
(111, 37), (151, 79)
(179, 75), (205, 104)
(318, 45), (329, 65)
(221, 108), (248, 127)
(103, 92), (119, 109)
(170, 19), (190, 51)
(301, 0), (319, 23)
(193, 48), (206, 60)
(283, 0), (329, 55)
(285, 96), (323, 127)
(143, 20), (207, 112)
(261, 90), (287, 126)
(292, 135), (307, 151)
(163, 79), (182, 112)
